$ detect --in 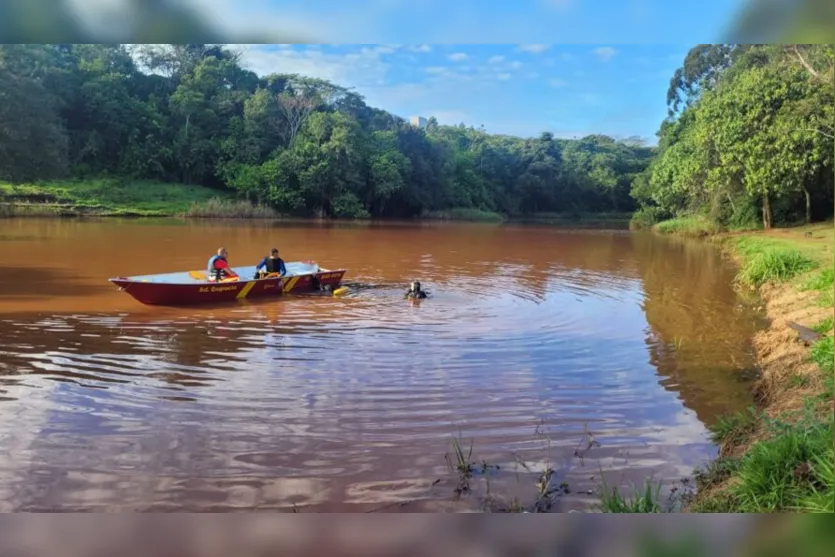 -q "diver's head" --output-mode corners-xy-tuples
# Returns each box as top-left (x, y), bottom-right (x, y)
(411, 281), (421, 293)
